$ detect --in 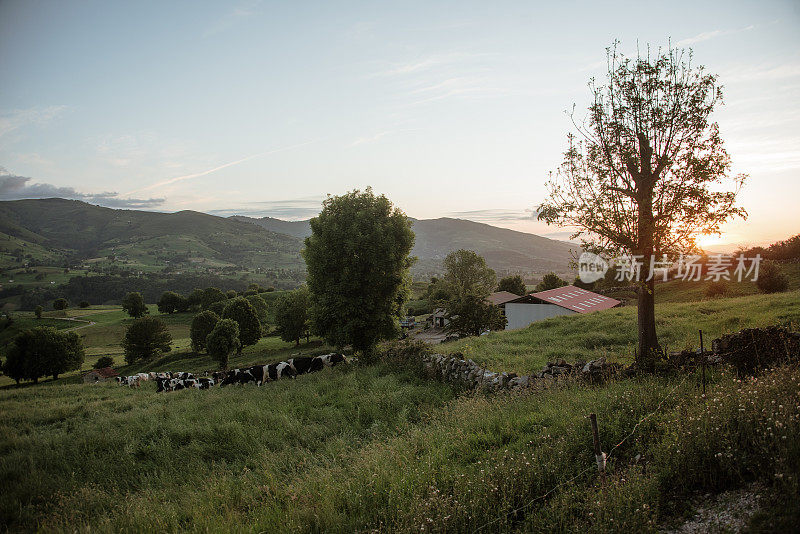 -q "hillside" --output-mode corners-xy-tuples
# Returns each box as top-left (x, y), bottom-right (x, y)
(234, 215), (579, 276)
(1, 293), (798, 531)
(0, 199), (305, 272)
